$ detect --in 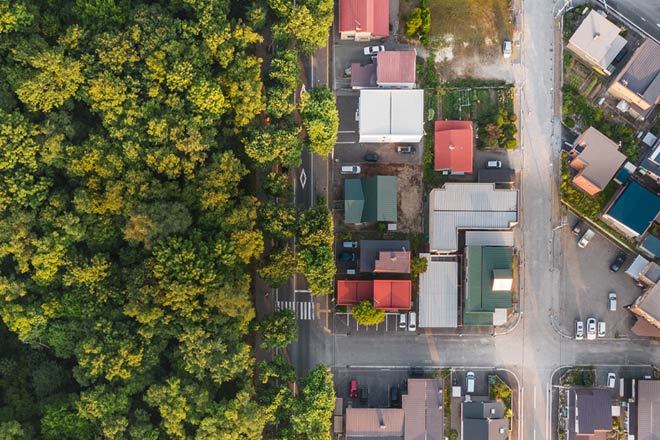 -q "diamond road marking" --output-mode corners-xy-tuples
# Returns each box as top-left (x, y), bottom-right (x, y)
(299, 169), (307, 188)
